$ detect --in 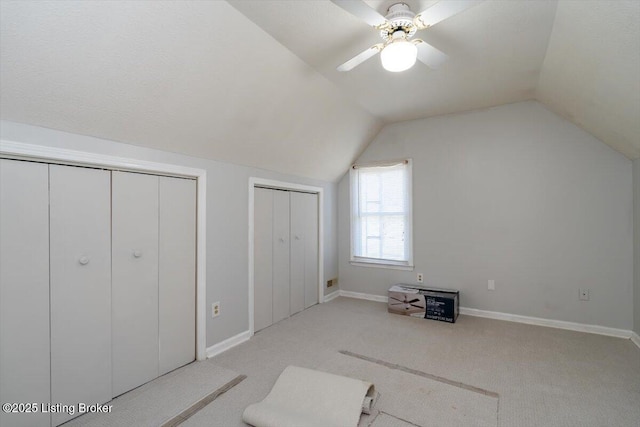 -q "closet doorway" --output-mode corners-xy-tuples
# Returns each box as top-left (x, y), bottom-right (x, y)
(249, 178), (323, 335)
